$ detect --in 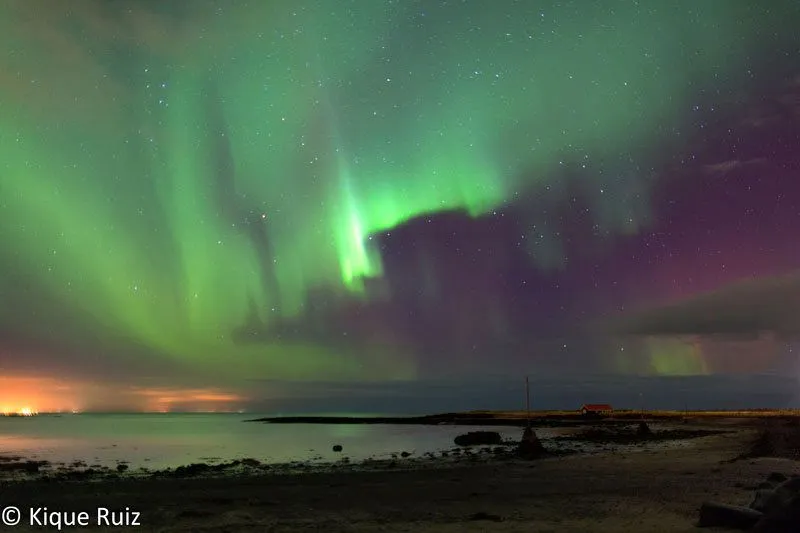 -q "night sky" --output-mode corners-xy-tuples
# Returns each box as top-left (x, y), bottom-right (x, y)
(1, 0), (800, 413)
